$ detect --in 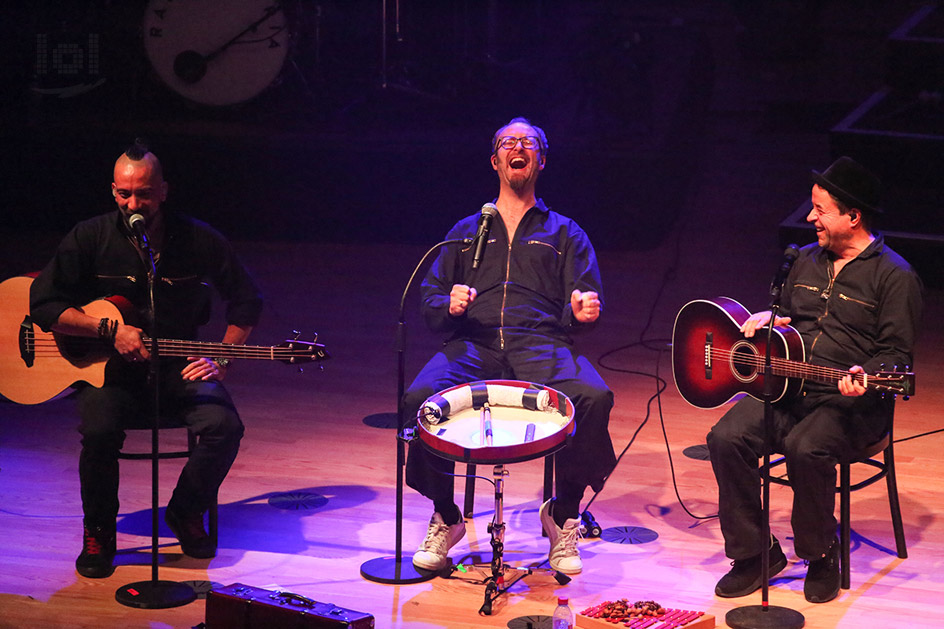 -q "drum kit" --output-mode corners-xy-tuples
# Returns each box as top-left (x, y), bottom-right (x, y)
(414, 380), (576, 614)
